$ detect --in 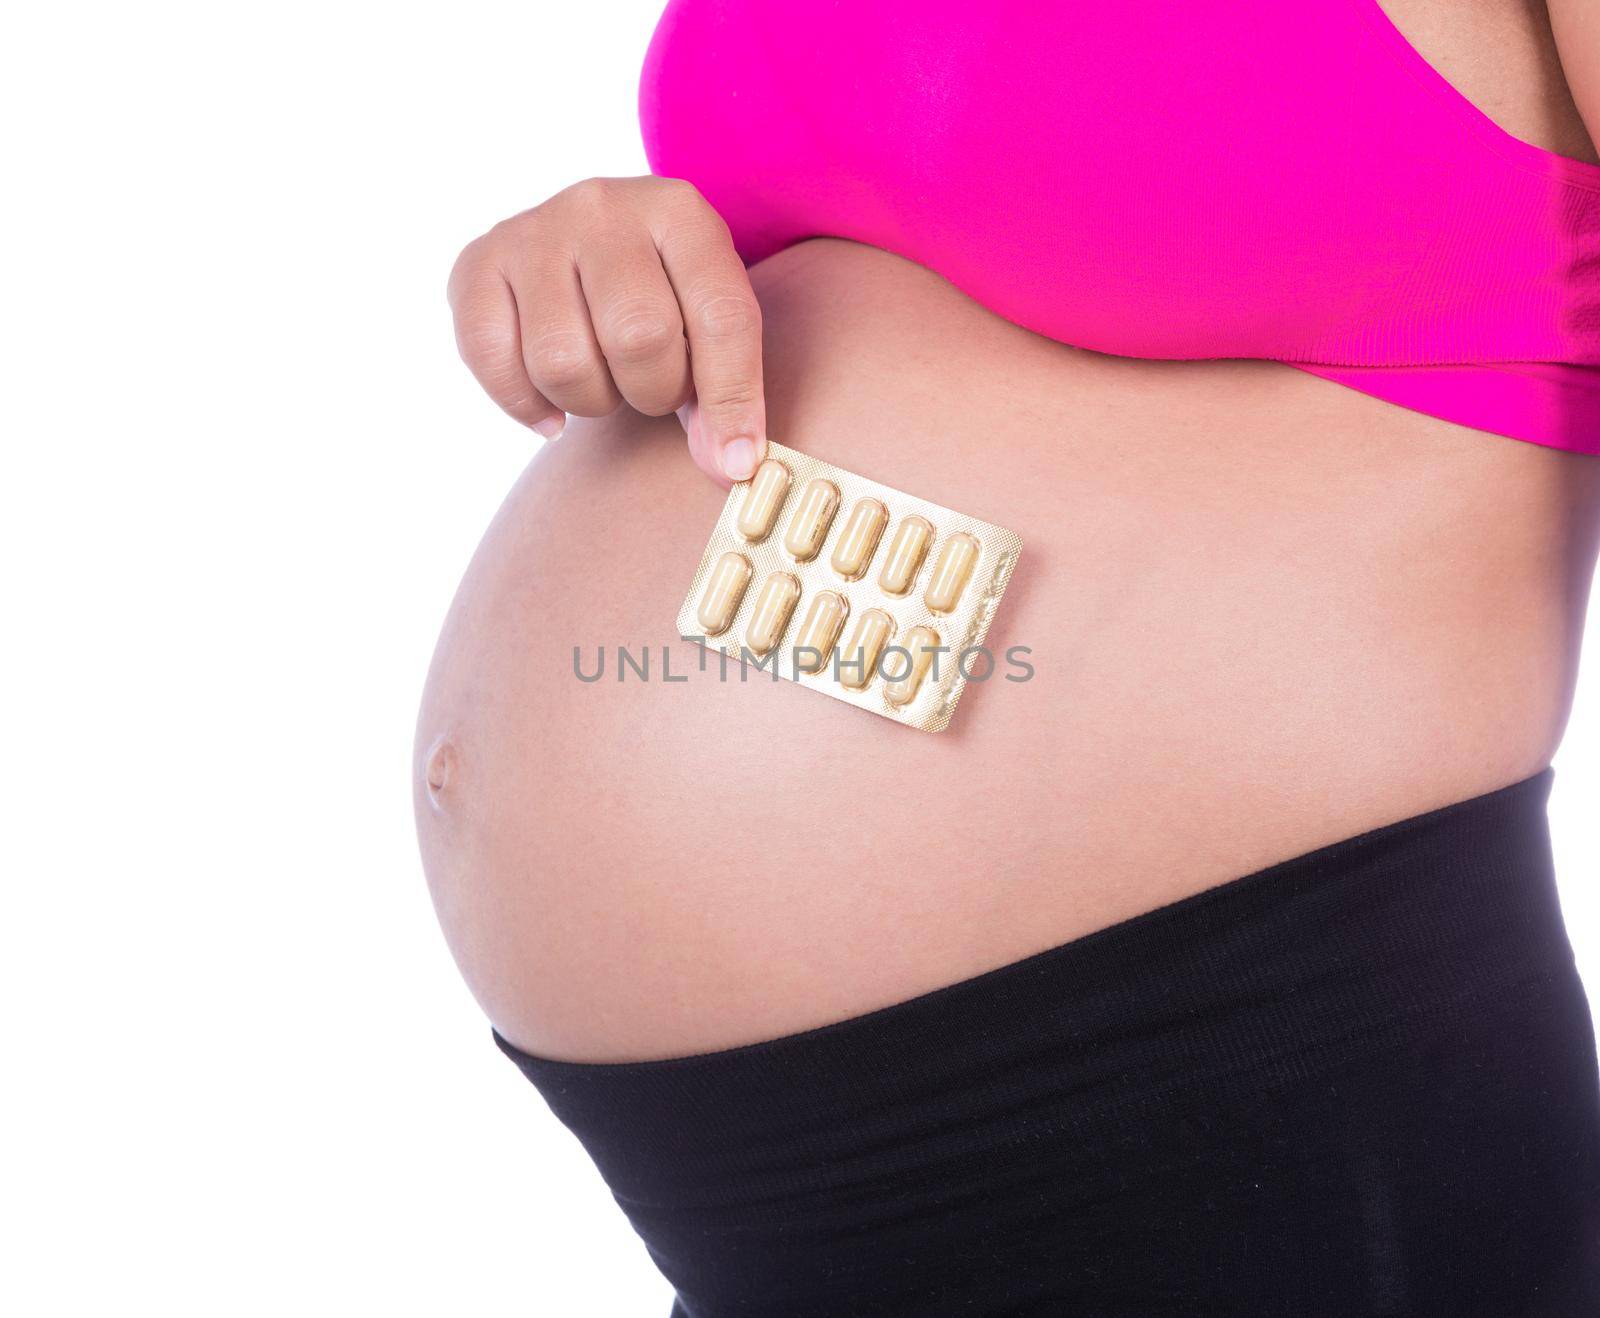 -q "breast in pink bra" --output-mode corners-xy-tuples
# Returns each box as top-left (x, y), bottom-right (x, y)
(640, 0), (1600, 453)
